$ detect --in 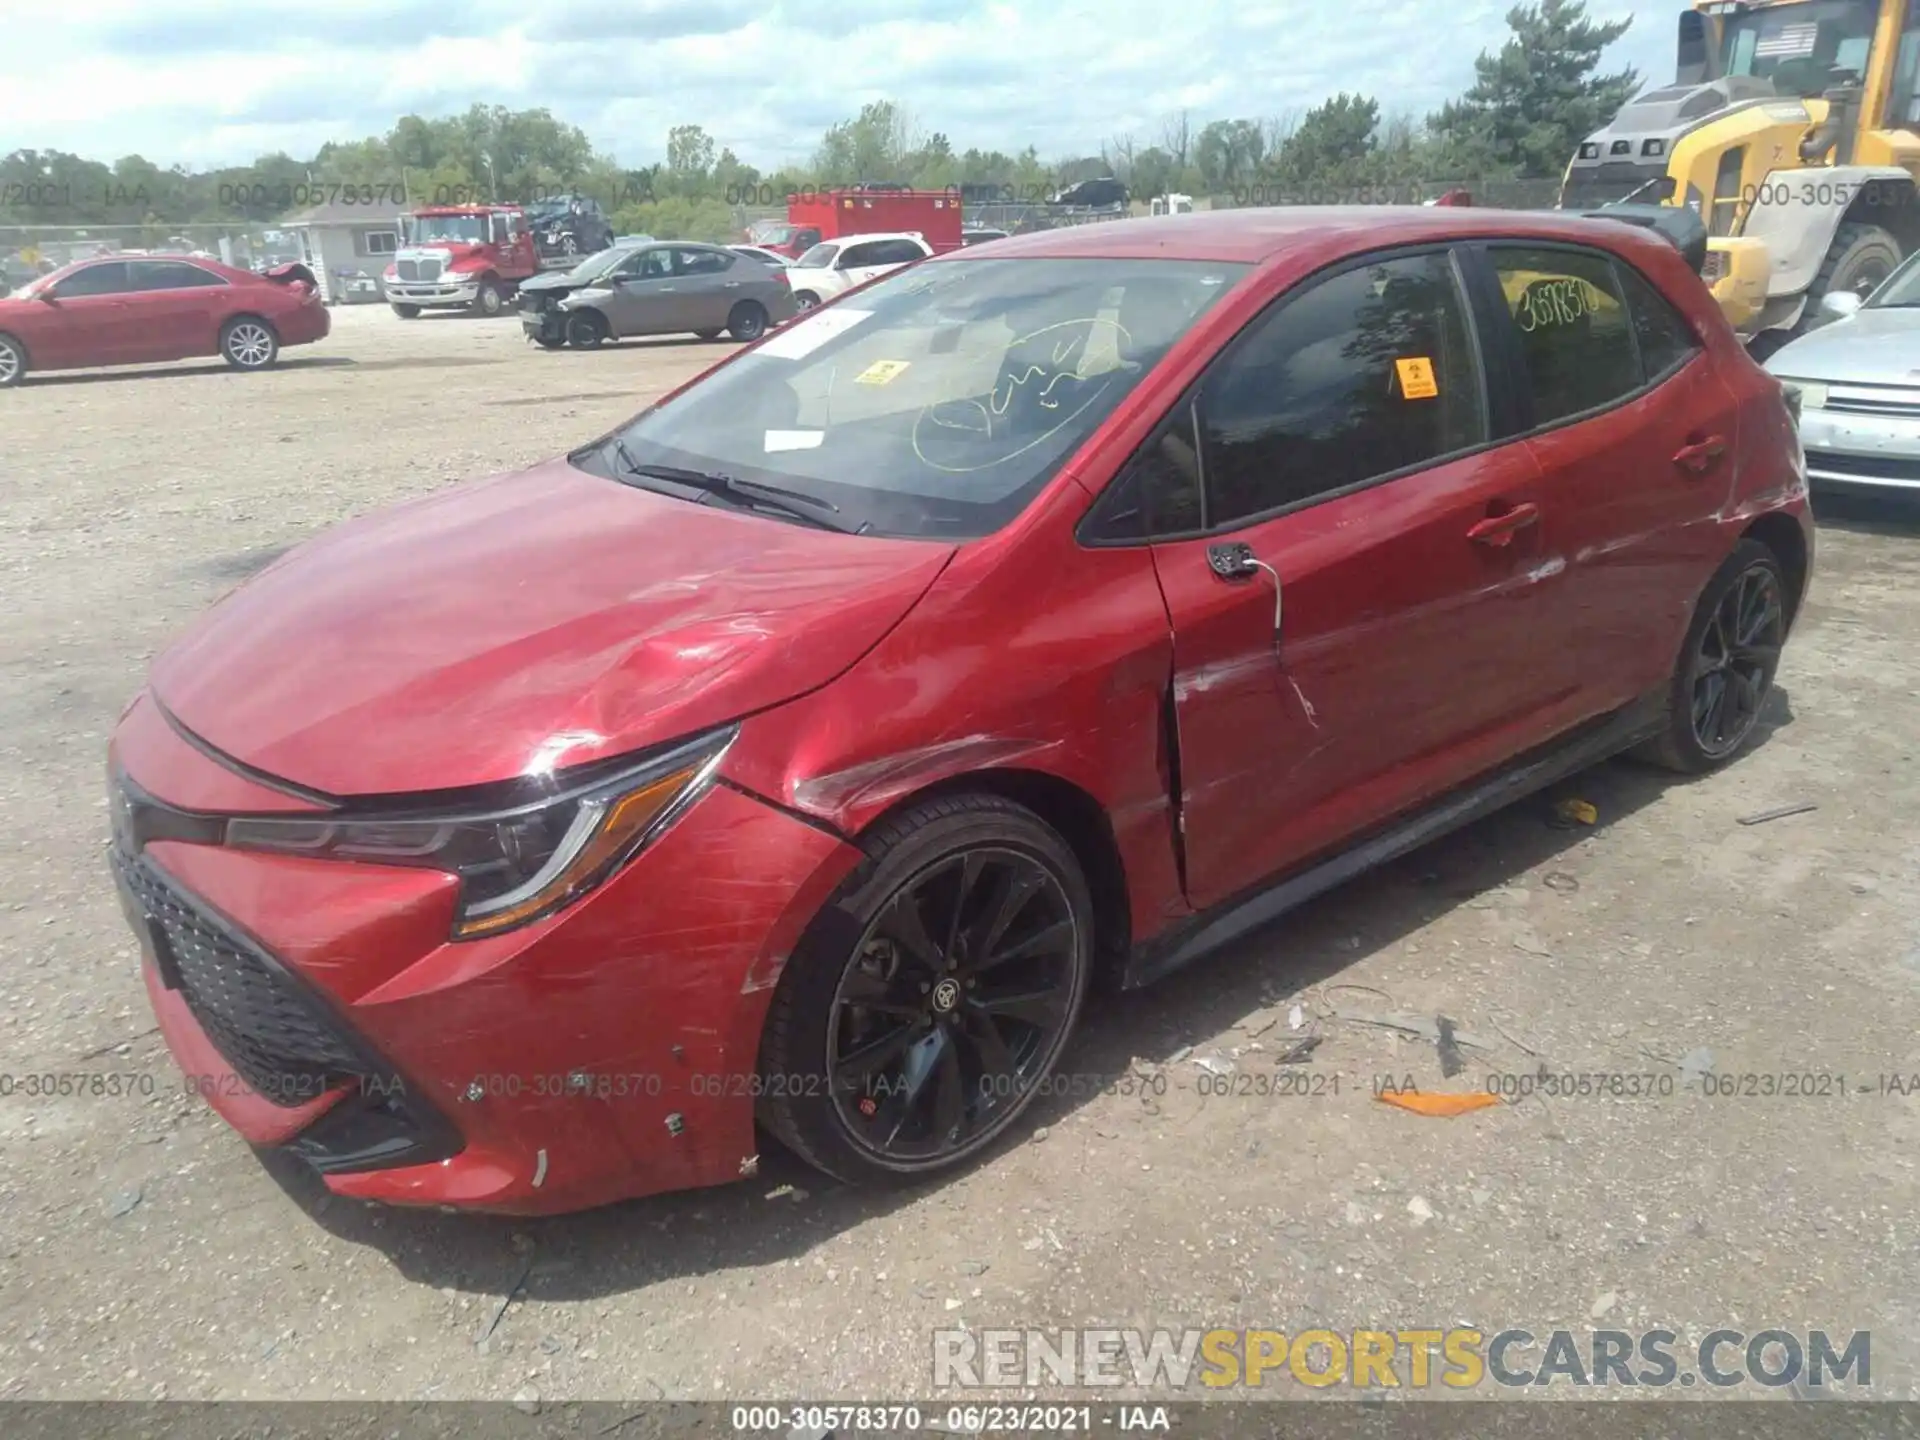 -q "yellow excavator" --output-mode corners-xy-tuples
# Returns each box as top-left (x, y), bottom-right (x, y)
(1561, 0), (1920, 350)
